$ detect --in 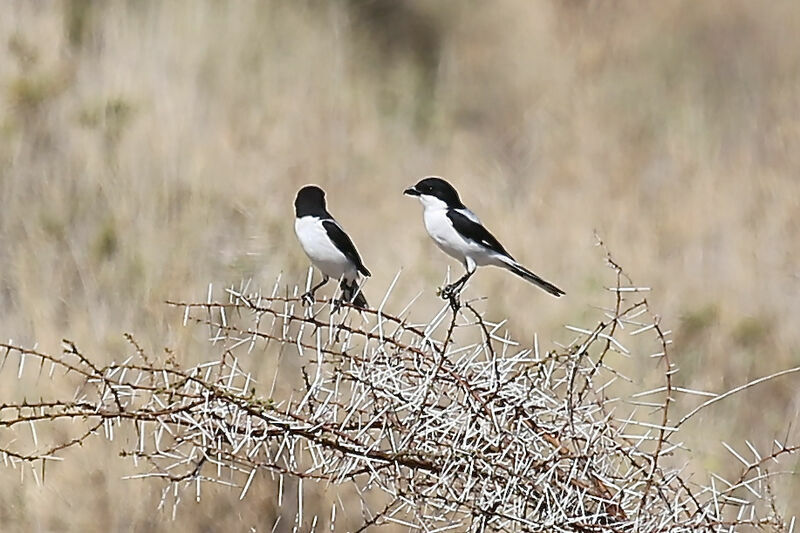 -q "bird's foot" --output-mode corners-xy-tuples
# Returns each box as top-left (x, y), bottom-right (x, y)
(301, 291), (315, 307)
(332, 298), (344, 313)
(447, 293), (461, 312)
(438, 283), (462, 312)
